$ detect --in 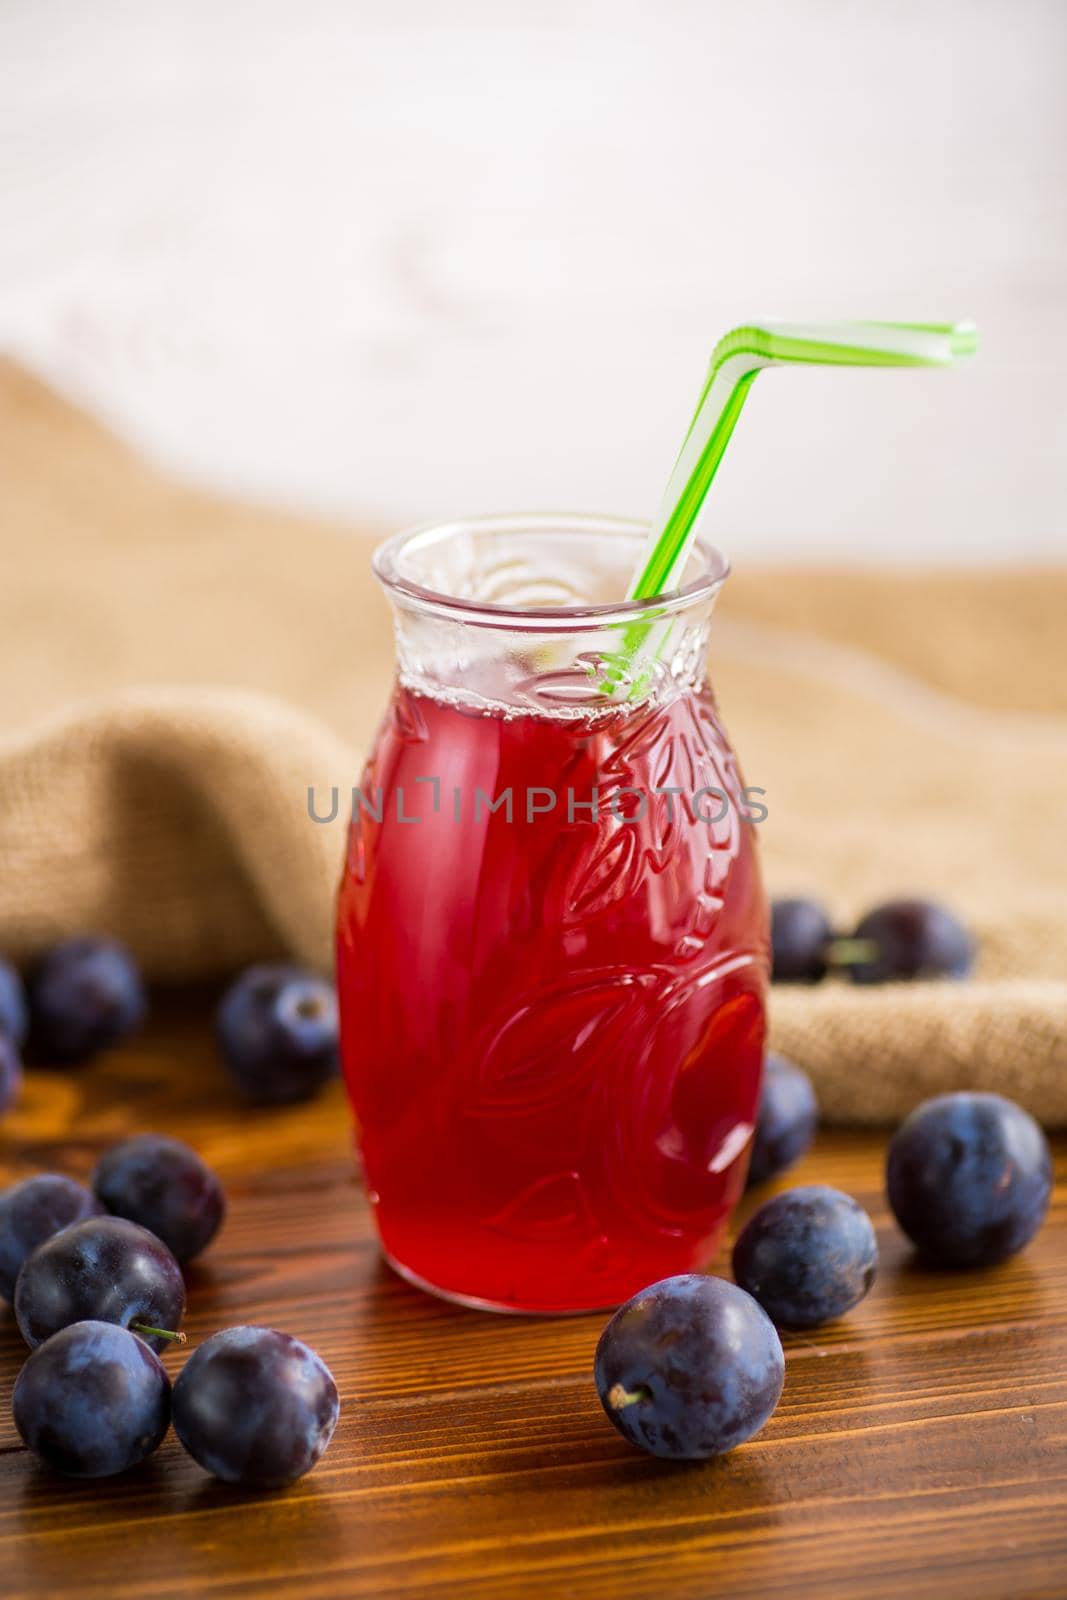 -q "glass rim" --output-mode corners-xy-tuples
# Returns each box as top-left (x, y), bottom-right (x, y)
(372, 512), (731, 630)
